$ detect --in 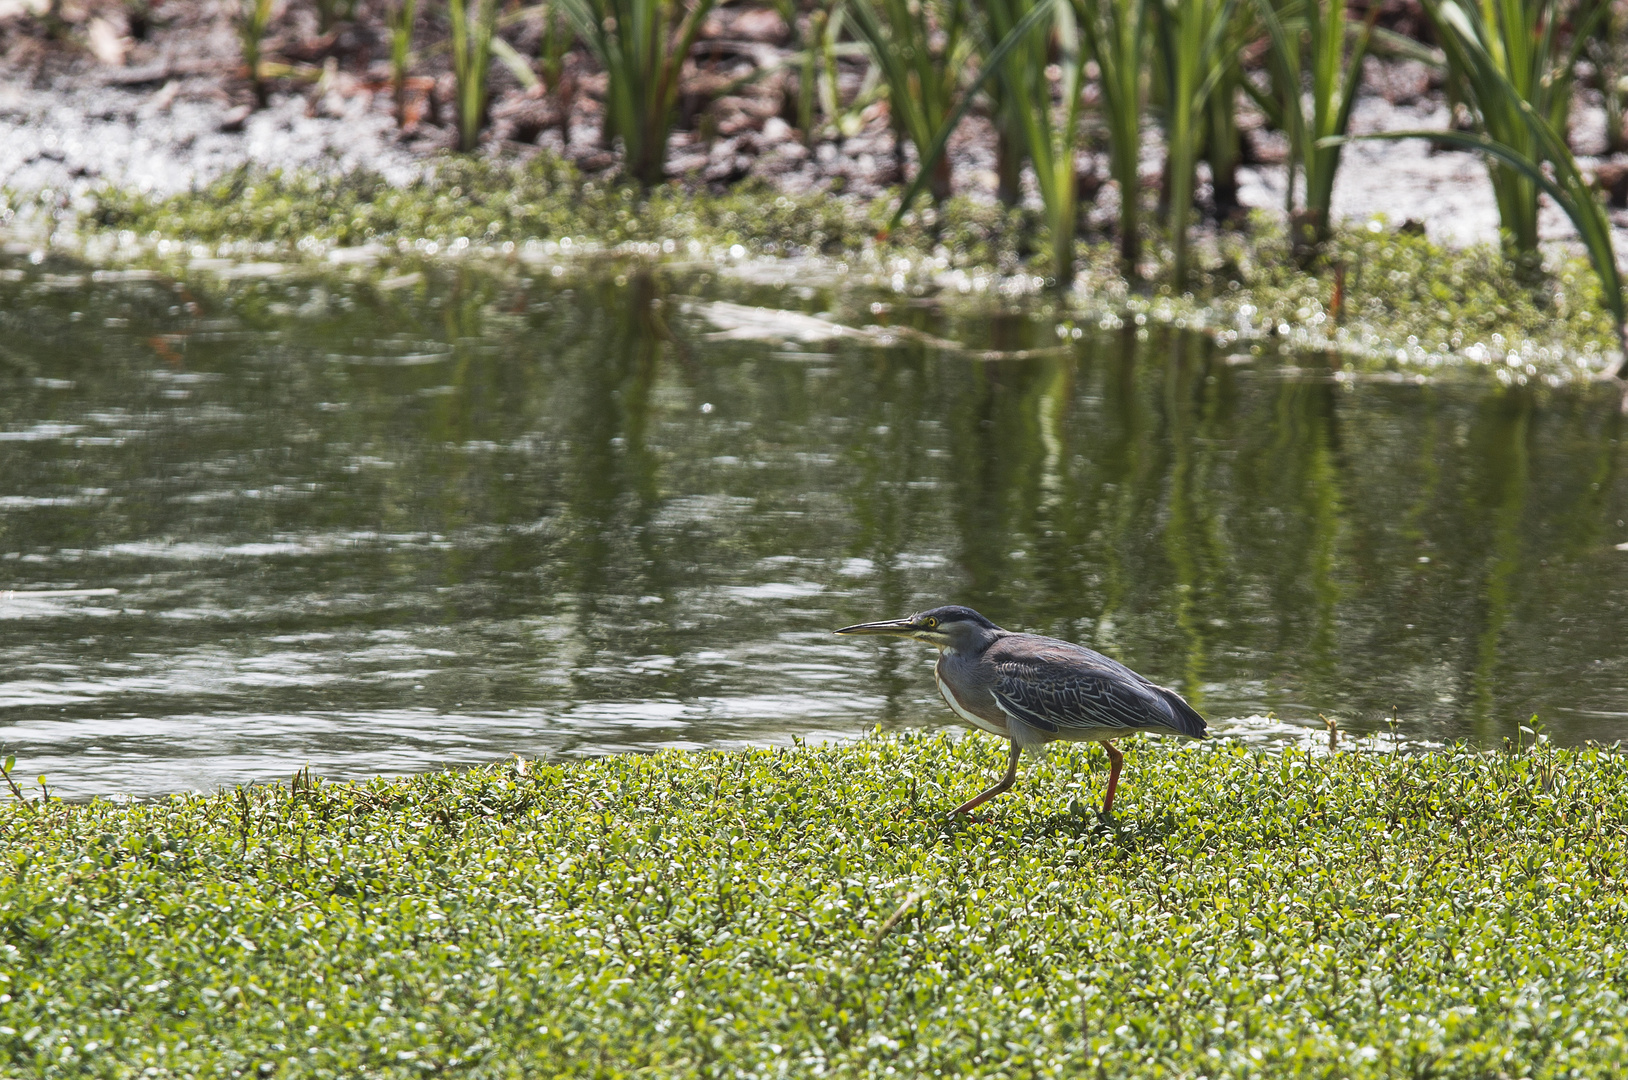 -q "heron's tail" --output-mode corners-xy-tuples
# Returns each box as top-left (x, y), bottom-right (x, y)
(1156, 686), (1208, 739)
